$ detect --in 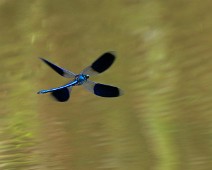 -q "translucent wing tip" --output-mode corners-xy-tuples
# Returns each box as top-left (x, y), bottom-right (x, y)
(107, 51), (116, 56)
(118, 88), (124, 96)
(39, 57), (48, 63)
(39, 57), (44, 60)
(39, 57), (53, 65)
